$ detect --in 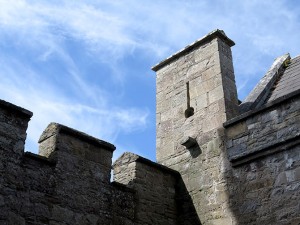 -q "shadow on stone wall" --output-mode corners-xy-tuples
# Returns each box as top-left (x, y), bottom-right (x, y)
(188, 144), (202, 159)
(176, 176), (202, 225)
